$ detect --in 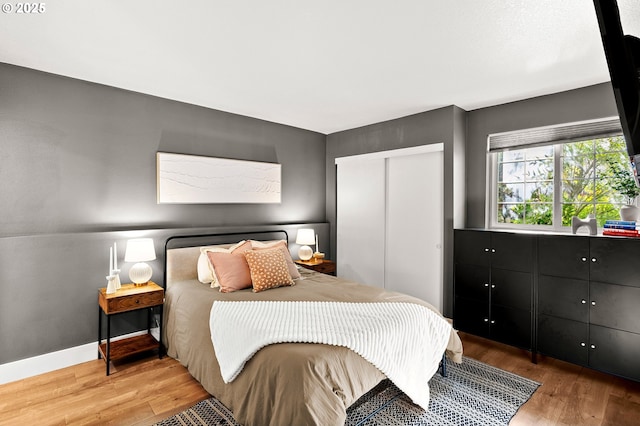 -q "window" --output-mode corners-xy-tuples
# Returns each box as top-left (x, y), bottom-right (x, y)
(489, 118), (632, 231)
(560, 137), (627, 226)
(496, 145), (554, 226)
